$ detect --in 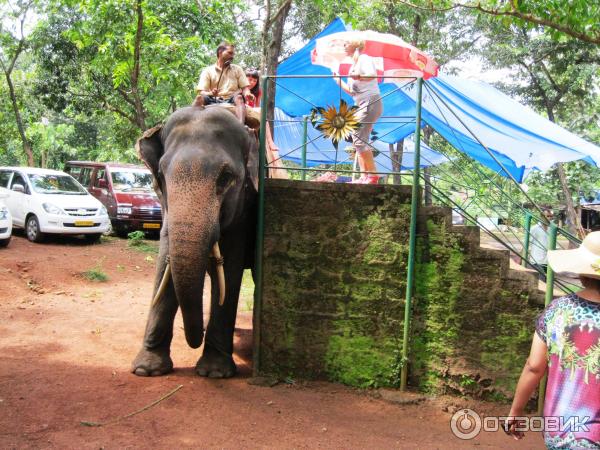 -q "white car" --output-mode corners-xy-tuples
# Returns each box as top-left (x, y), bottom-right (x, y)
(0, 188), (12, 247)
(0, 167), (110, 243)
